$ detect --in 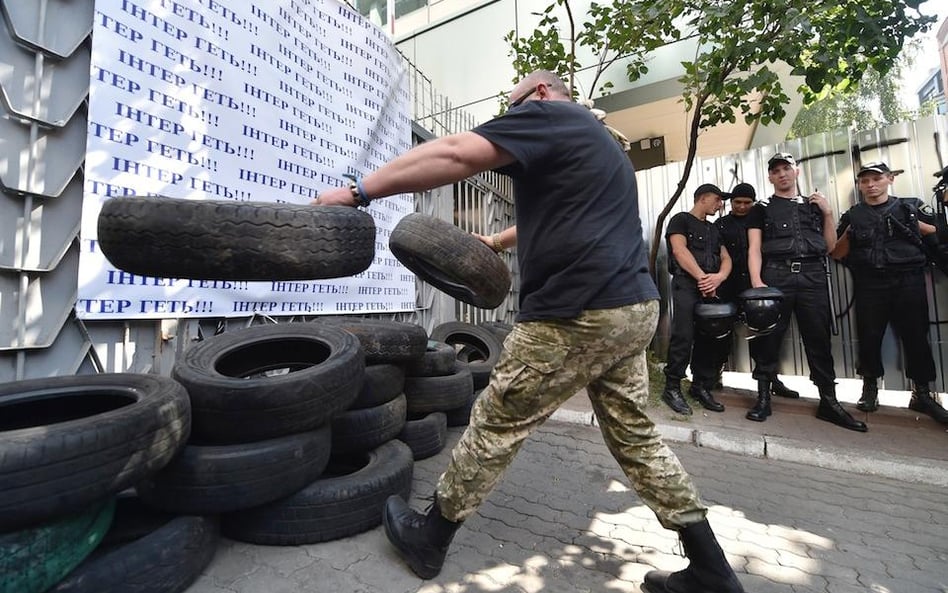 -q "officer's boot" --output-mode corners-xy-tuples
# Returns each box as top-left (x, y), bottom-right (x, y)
(770, 377), (800, 399)
(745, 379), (772, 422)
(689, 380), (725, 412)
(816, 385), (868, 432)
(642, 519), (744, 593)
(856, 378), (879, 412)
(908, 382), (948, 425)
(662, 378), (693, 415)
(382, 494), (463, 579)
